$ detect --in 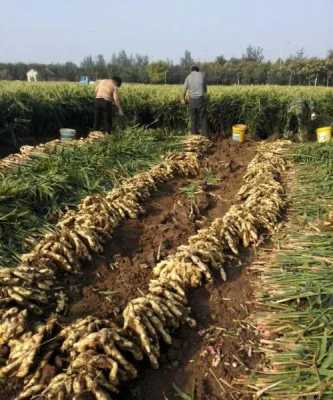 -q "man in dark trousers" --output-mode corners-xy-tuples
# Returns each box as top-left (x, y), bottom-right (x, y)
(94, 77), (124, 134)
(183, 66), (208, 136)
